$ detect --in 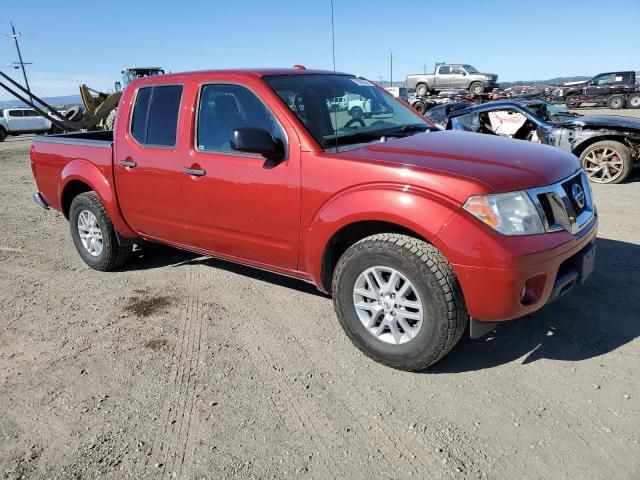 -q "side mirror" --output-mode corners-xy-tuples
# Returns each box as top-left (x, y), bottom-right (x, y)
(461, 71), (467, 76)
(230, 127), (283, 158)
